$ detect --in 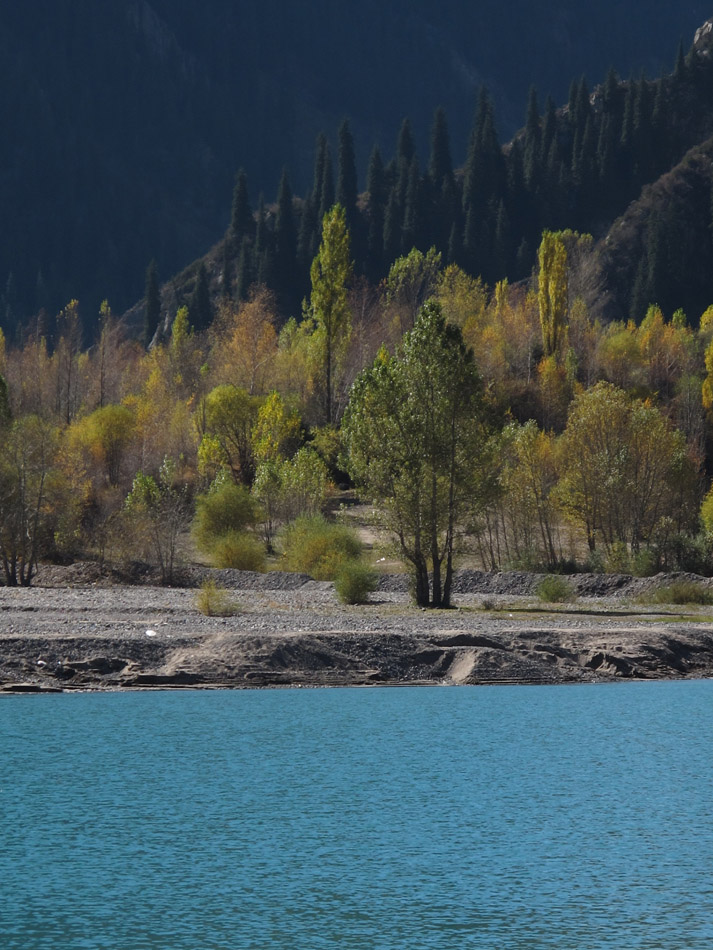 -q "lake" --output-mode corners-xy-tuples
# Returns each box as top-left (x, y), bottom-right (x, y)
(1, 681), (712, 949)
